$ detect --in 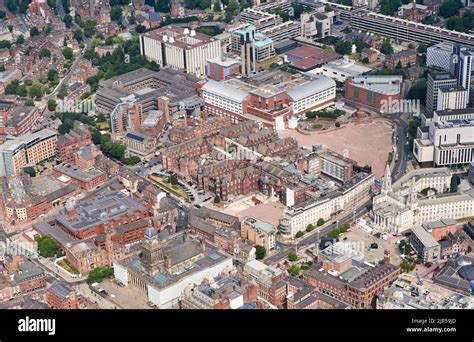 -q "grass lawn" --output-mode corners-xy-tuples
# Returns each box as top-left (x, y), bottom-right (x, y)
(58, 259), (80, 275)
(148, 175), (189, 202)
